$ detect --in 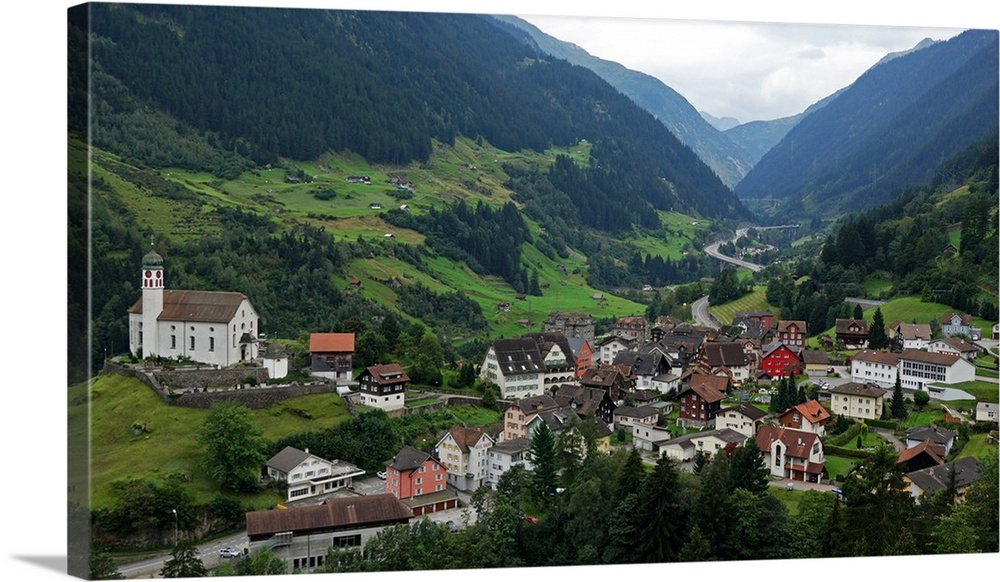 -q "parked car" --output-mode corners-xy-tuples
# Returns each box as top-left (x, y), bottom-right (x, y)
(786, 482), (795, 491)
(377, 471), (387, 480)
(219, 547), (241, 558)
(446, 520), (459, 533)
(524, 515), (540, 524)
